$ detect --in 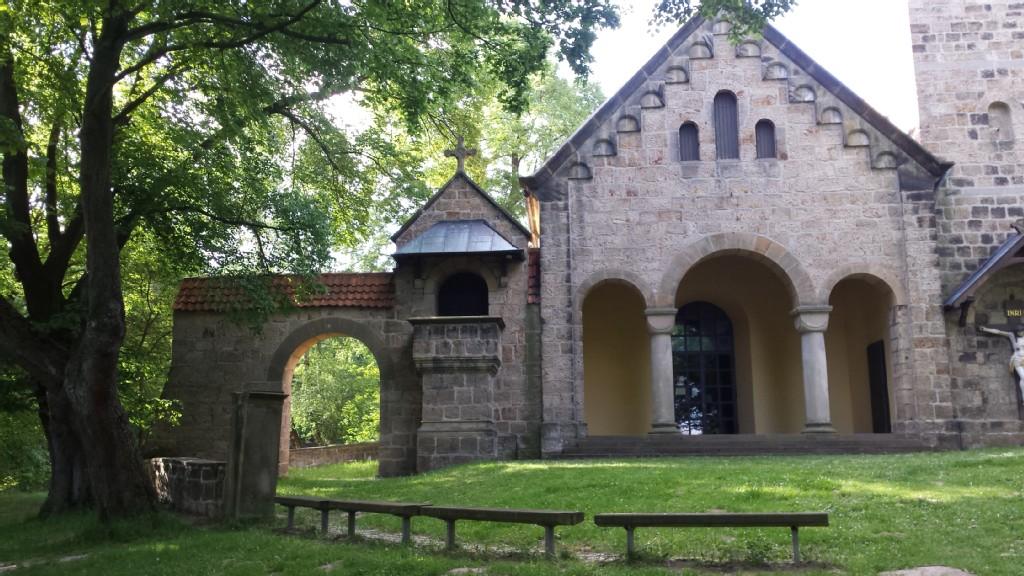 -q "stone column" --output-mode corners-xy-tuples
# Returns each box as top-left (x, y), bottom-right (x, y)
(792, 306), (835, 434)
(646, 308), (678, 434)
